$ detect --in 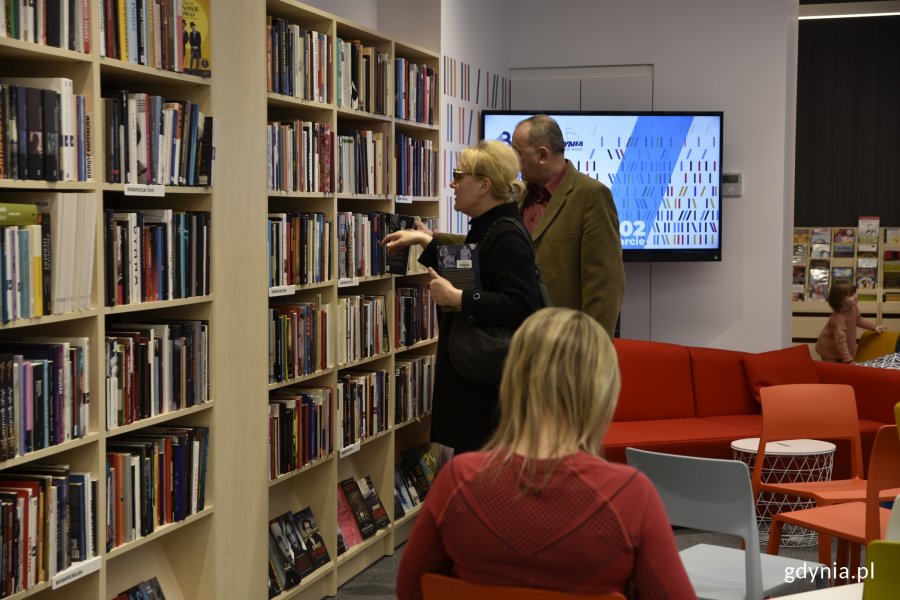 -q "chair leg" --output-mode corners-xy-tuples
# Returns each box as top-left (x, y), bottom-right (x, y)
(835, 539), (849, 586)
(817, 533), (832, 568)
(766, 518), (785, 555)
